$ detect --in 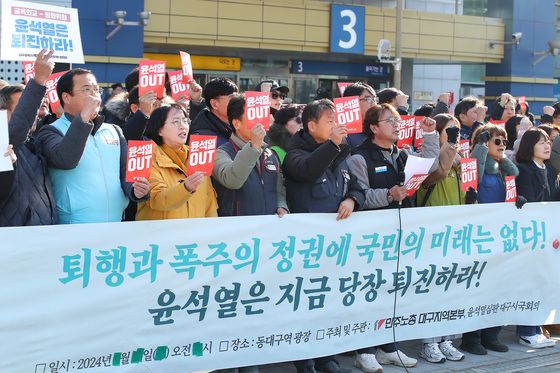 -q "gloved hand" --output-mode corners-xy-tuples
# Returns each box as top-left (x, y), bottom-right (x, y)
(517, 116), (532, 138)
(446, 126), (460, 145)
(515, 195), (527, 209)
(465, 187), (478, 204)
(478, 130), (491, 145)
